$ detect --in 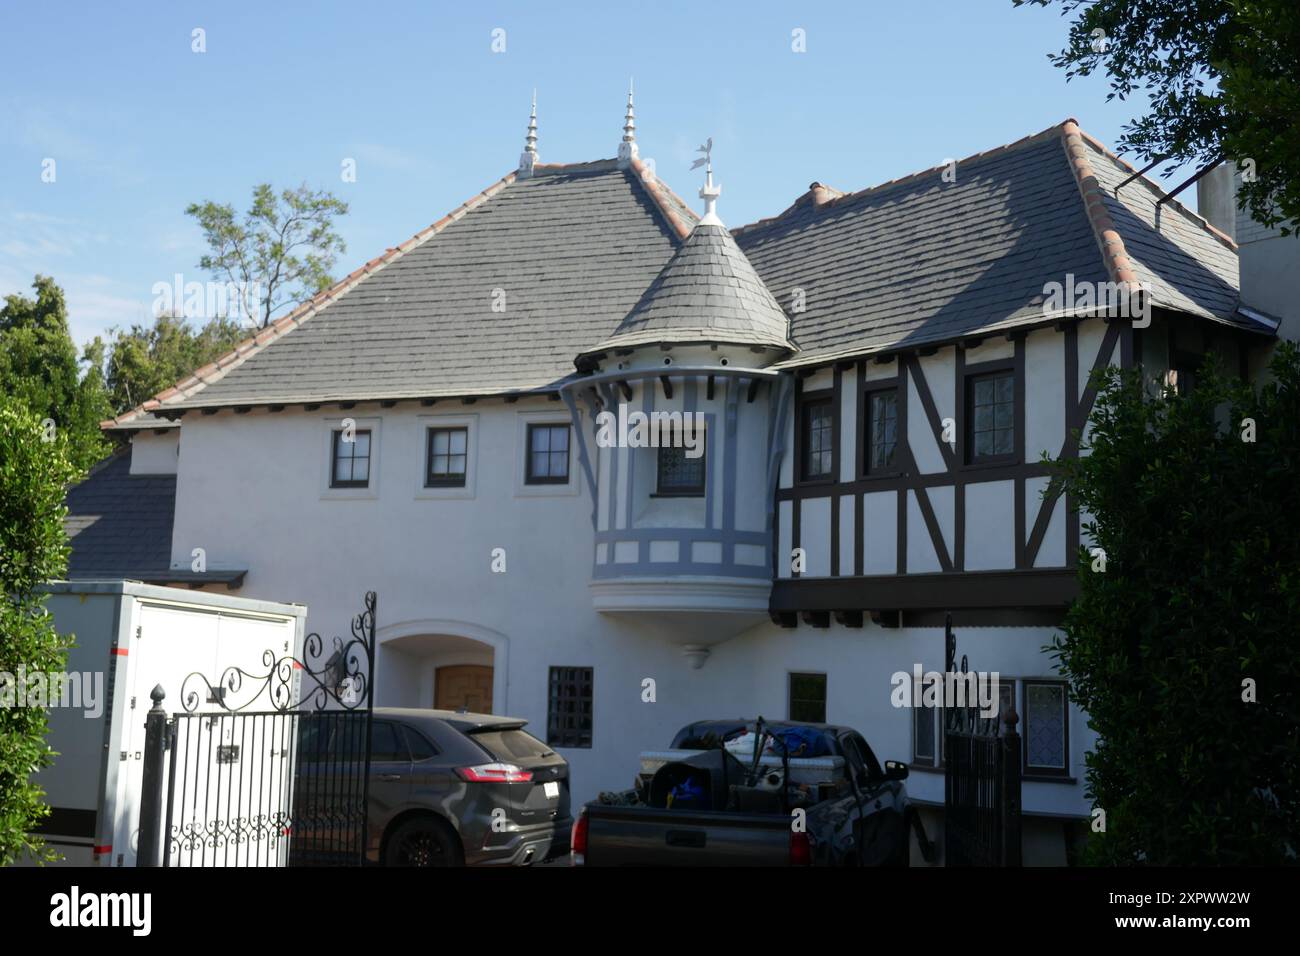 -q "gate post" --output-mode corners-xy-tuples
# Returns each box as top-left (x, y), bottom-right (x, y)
(137, 684), (169, 867)
(1000, 705), (1022, 867)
